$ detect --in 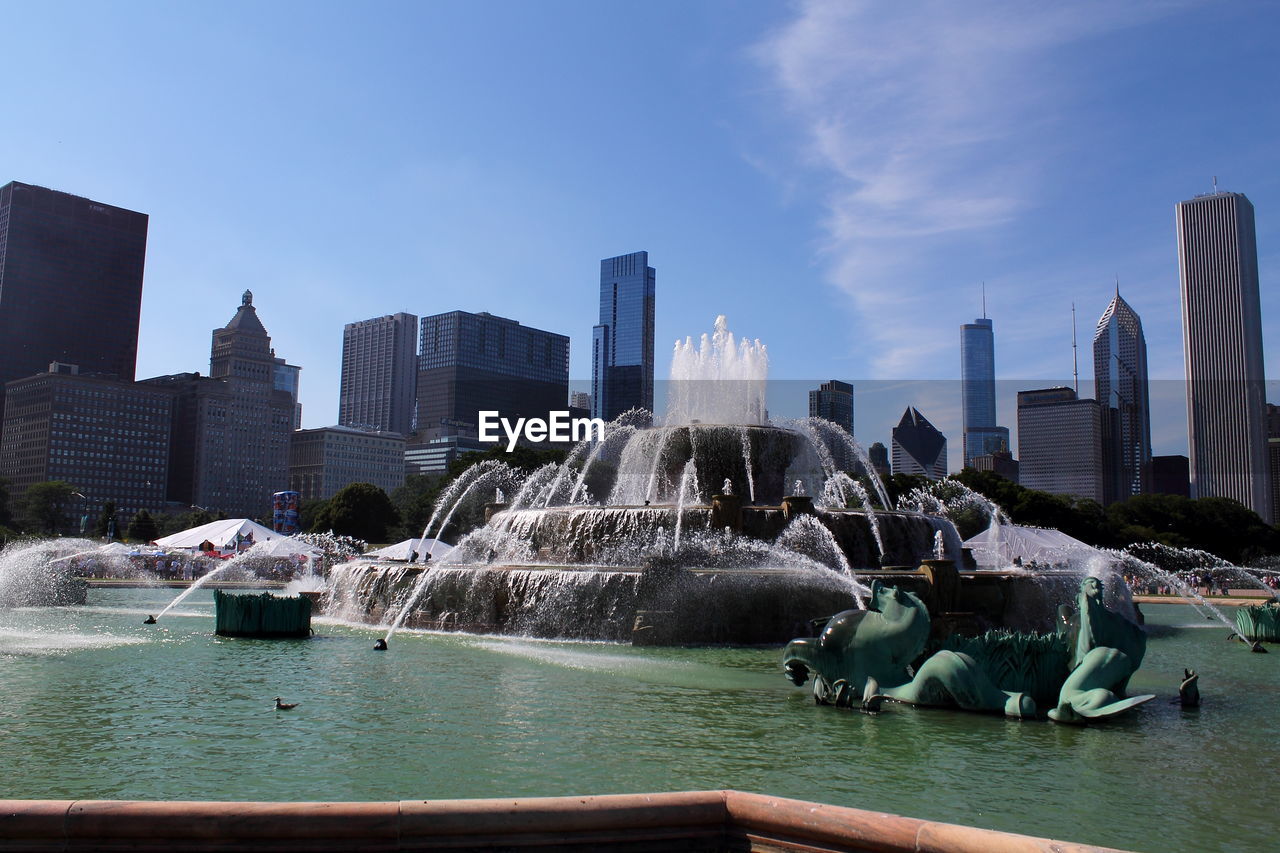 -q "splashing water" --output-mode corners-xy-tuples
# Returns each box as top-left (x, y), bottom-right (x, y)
(672, 460), (700, 553)
(666, 315), (768, 426)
